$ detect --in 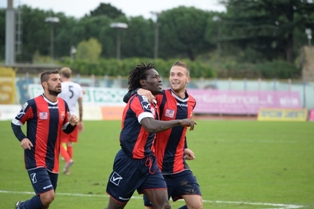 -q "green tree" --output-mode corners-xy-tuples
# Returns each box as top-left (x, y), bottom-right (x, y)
(219, 0), (314, 63)
(75, 37), (102, 62)
(122, 16), (155, 58)
(88, 3), (125, 19)
(158, 6), (214, 61)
